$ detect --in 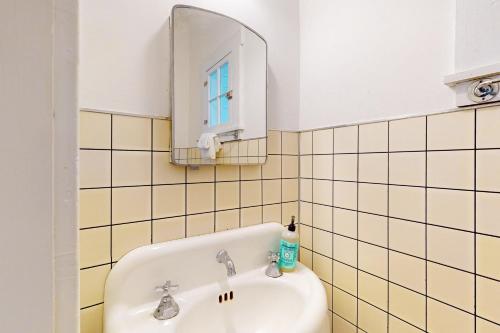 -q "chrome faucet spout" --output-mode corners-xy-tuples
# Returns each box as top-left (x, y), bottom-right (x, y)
(216, 249), (237, 277)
